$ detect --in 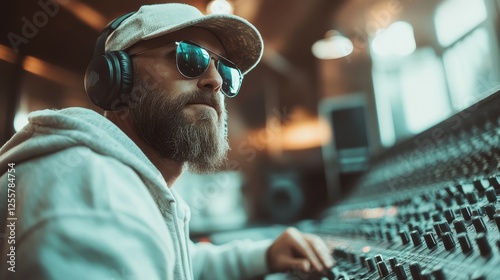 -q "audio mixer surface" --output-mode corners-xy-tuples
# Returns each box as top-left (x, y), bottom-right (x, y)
(302, 88), (500, 280)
